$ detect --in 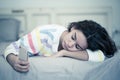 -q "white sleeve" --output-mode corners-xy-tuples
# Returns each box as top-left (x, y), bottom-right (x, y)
(4, 40), (20, 59)
(87, 49), (105, 62)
